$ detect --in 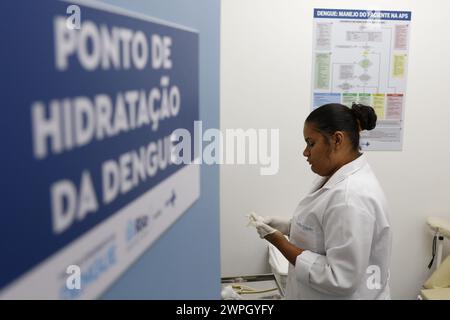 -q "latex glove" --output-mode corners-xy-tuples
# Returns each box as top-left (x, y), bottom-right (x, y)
(255, 220), (277, 239)
(263, 216), (291, 236)
(248, 212), (277, 239)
